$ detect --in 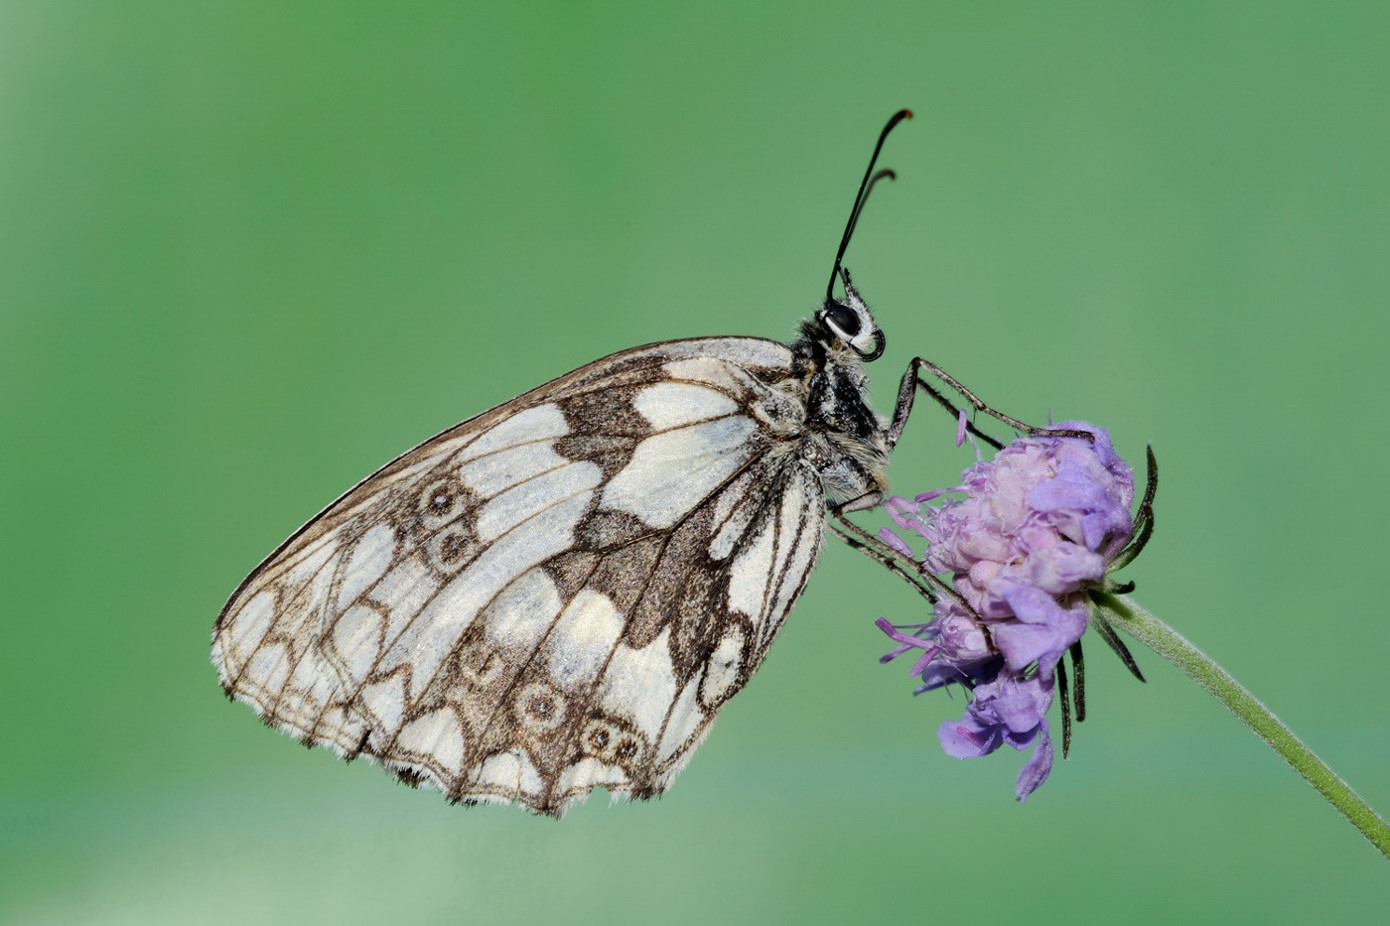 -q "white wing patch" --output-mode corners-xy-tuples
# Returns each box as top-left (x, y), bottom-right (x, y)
(657, 675), (706, 762)
(474, 751), (545, 801)
(337, 523), (397, 610)
(600, 626), (680, 741)
(476, 460), (602, 543)
(213, 337), (831, 816)
(698, 629), (745, 707)
(327, 603), (386, 686)
(600, 415), (759, 529)
(481, 568), (564, 651)
(544, 590), (624, 687)
(223, 591), (274, 667)
(396, 708), (468, 776)
(357, 674), (407, 736)
(351, 556), (437, 645)
(728, 516), (776, 620)
(463, 403), (569, 457)
(457, 441), (568, 497)
(633, 381), (739, 430)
